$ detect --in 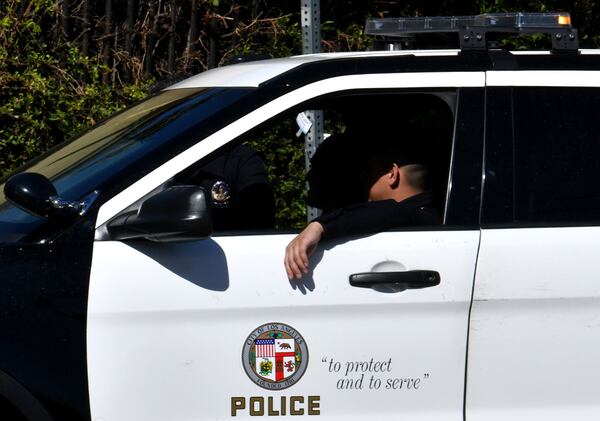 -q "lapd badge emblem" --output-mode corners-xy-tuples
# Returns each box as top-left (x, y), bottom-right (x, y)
(242, 323), (308, 390)
(210, 180), (230, 208)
